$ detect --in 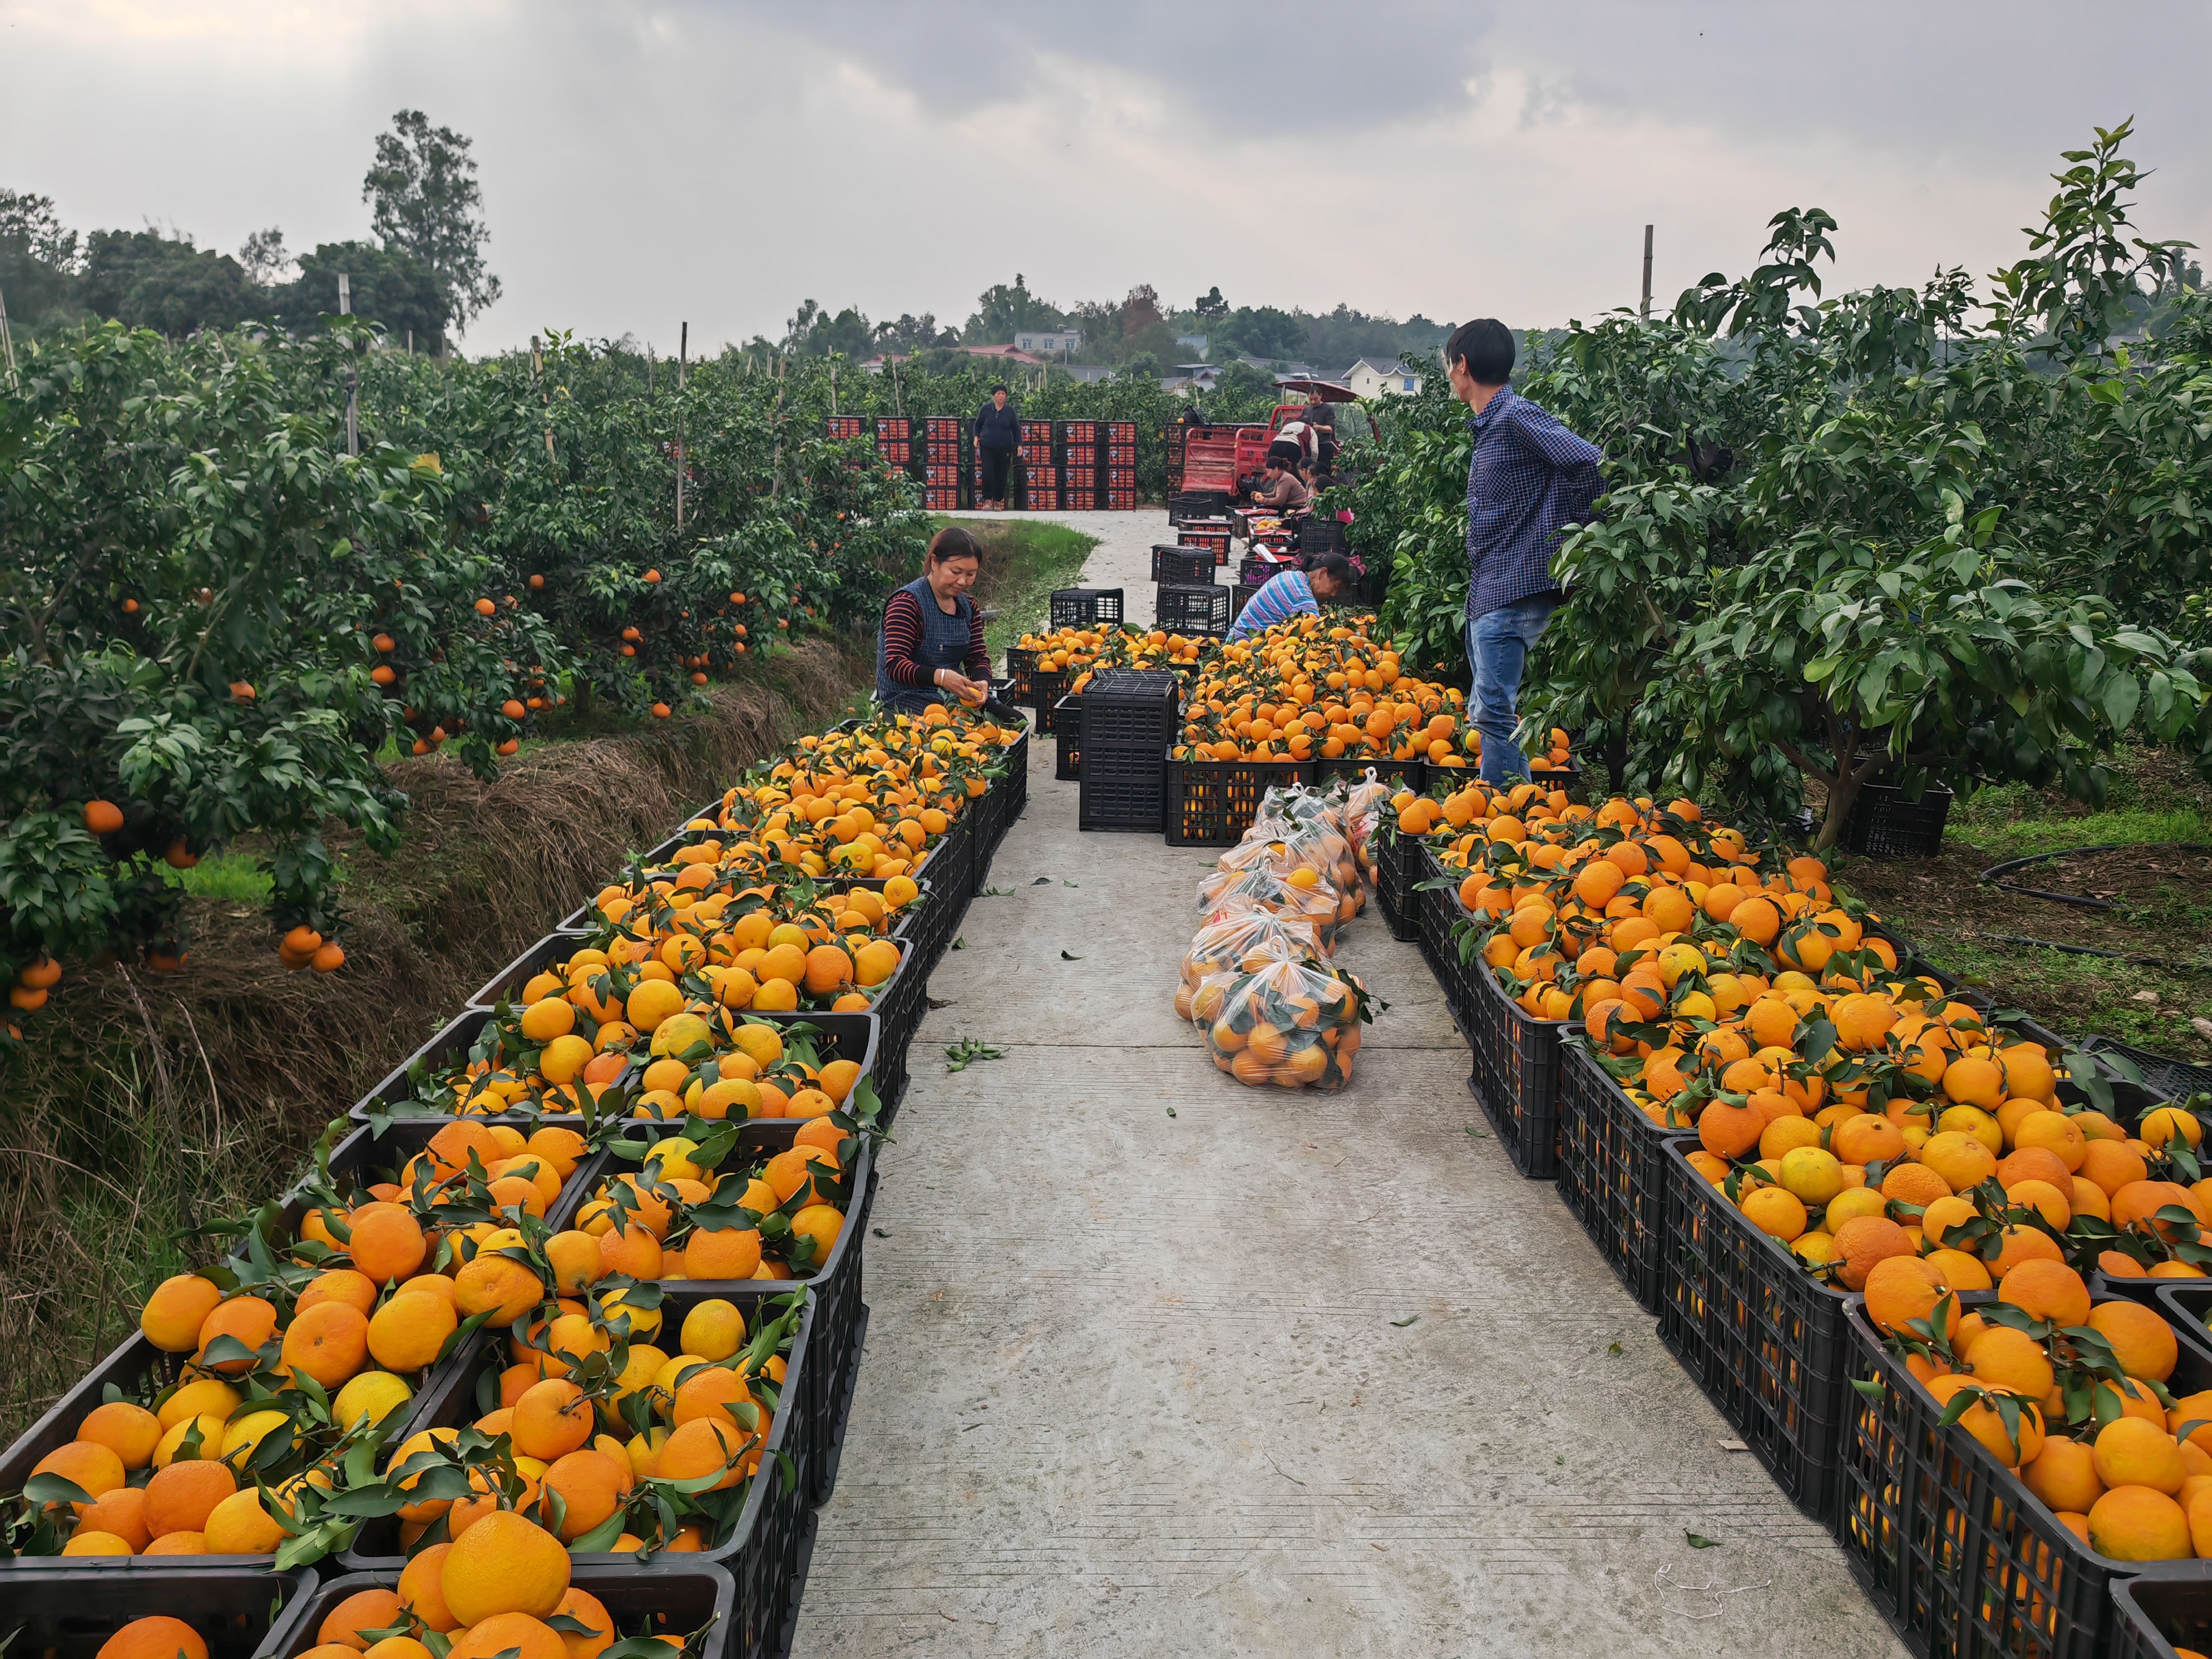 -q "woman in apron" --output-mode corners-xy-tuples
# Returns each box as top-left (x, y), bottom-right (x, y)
(875, 527), (990, 715)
